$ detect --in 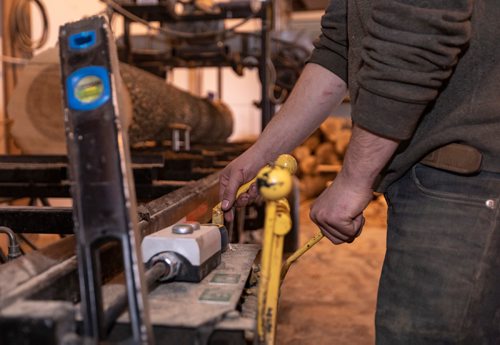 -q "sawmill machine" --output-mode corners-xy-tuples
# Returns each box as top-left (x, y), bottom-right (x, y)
(0, 16), (257, 345)
(0, 9), (311, 344)
(0, 0), (315, 342)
